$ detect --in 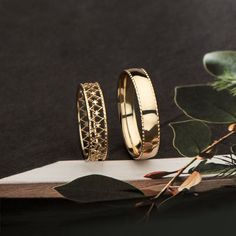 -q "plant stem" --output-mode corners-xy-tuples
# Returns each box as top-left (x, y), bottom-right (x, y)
(143, 129), (236, 220)
(144, 156), (197, 218)
(202, 130), (236, 154)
